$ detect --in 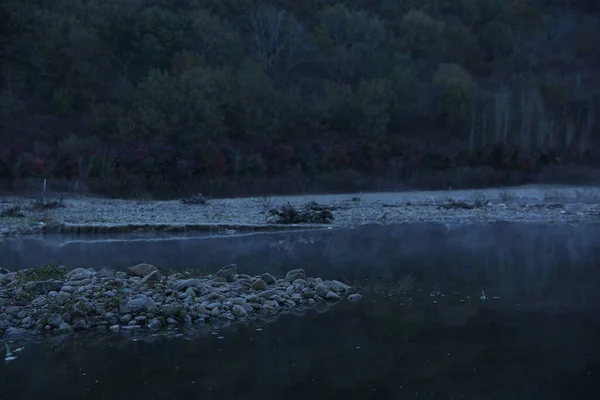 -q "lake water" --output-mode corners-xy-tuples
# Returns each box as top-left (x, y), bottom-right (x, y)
(1, 223), (600, 399)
